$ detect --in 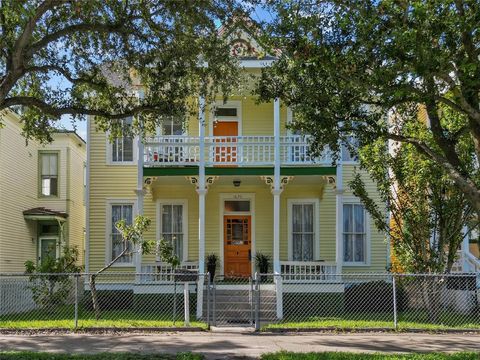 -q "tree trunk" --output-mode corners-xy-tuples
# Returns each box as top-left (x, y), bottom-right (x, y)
(89, 274), (101, 320)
